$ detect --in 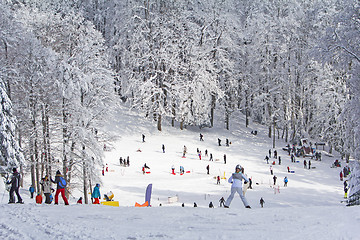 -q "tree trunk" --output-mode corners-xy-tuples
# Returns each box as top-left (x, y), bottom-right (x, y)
(272, 122), (276, 149)
(210, 95), (216, 128)
(82, 146), (88, 204)
(225, 110), (229, 130)
(157, 114), (162, 131)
